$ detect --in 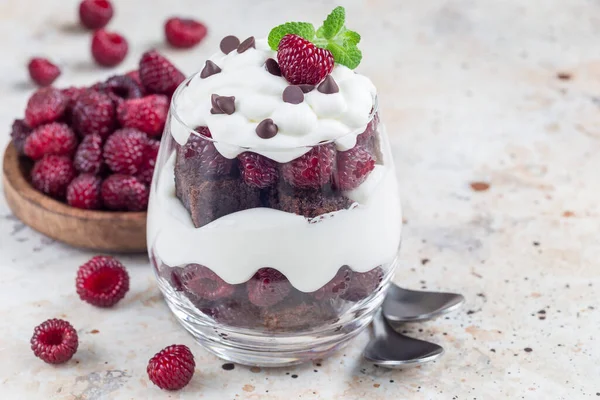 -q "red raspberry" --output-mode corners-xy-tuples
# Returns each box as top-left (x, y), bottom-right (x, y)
(341, 267), (384, 302)
(147, 345), (195, 391)
(24, 122), (78, 160)
(103, 128), (147, 175)
(31, 155), (76, 199)
(277, 34), (334, 85)
(30, 319), (78, 364)
(61, 87), (87, 119)
(25, 87), (67, 128)
(74, 134), (104, 174)
(72, 90), (116, 138)
(67, 174), (103, 210)
(246, 268), (292, 307)
(179, 127), (233, 177)
(237, 152), (278, 189)
(101, 75), (144, 101)
(136, 139), (160, 185)
(312, 266), (352, 301)
(28, 58), (61, 87)
(125, 70), (144, 91)
(101, 174), (149, 211)
(79, 0), (113, 30)
(180, 264), (235, 301)
(164, 17), (207, 49)
(76, 255), (130, 307)
(117, 95), (169, 137)
(91, 29), (128, 67)
(281, 143), (336, 189)
(10, 119), (32, 155)
(139, 50), (185, 96)
(335, 145), (375, 191)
